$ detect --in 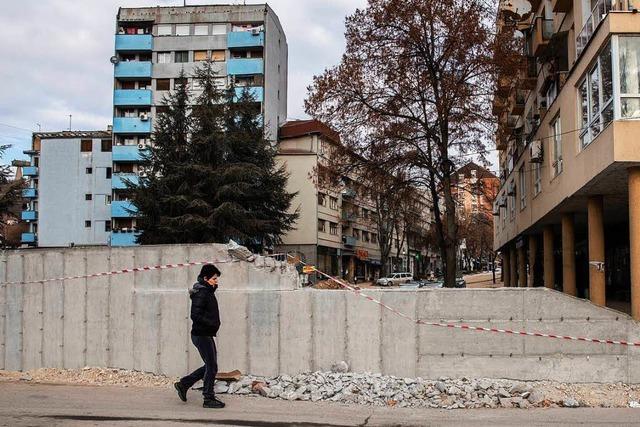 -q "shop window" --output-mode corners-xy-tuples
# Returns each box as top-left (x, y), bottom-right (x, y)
(80, 139), (92, 152)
